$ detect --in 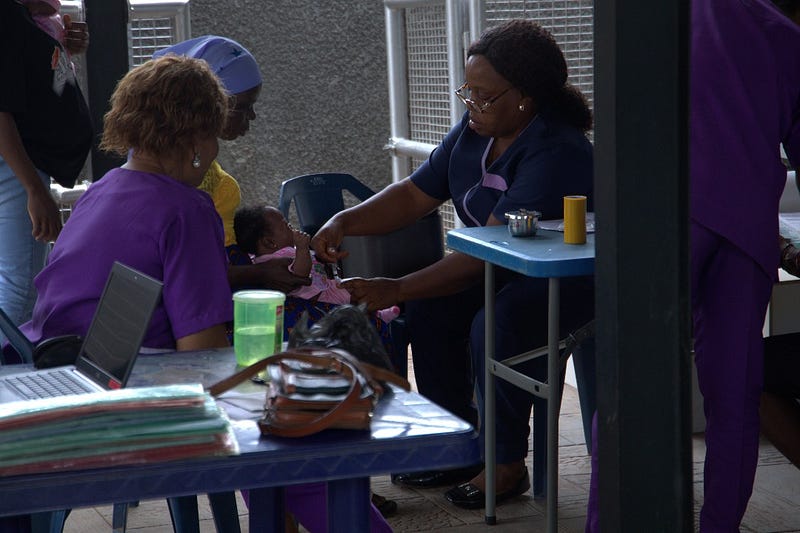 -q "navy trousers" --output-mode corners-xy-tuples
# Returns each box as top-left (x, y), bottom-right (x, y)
(471, 273), (594, 464)
(406, 271), (594, 464)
